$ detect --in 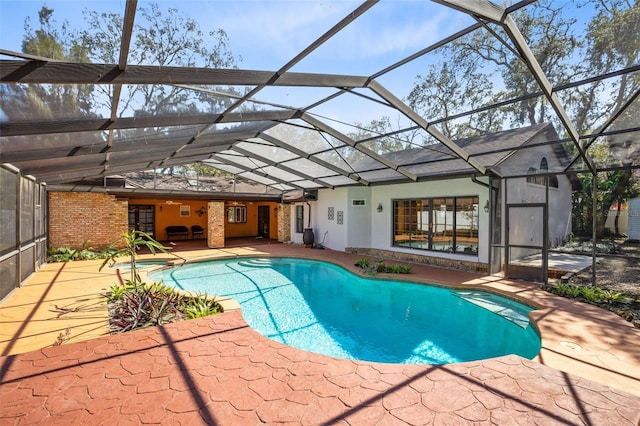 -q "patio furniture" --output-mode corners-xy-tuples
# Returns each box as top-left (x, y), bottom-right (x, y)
(191, 225), (205, 239)
(166, 226), (189, 240)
